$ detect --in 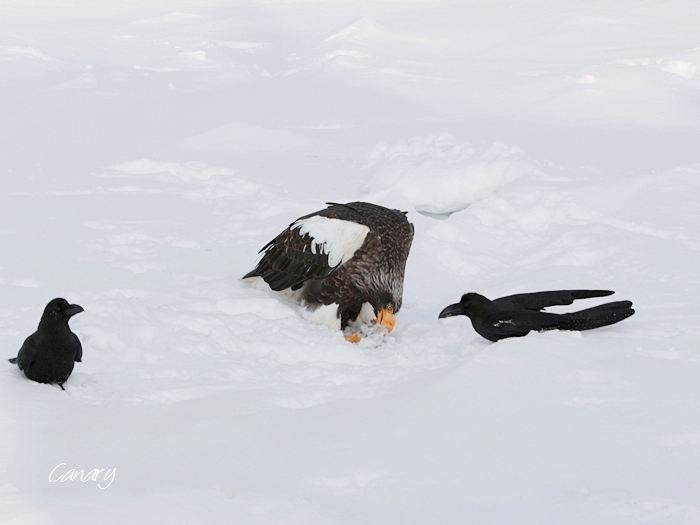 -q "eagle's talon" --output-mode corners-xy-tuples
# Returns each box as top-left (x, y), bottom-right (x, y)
(344, 333), (362, 343)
